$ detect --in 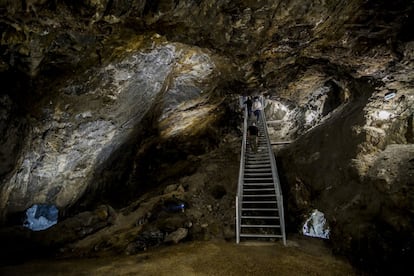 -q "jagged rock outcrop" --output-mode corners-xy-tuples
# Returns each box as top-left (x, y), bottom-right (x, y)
(0, 37), (233, 218)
